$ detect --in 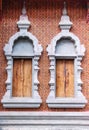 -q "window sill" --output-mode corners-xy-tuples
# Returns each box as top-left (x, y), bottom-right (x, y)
(1, 97), (42, 108)
(46, 97), (87, 108)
